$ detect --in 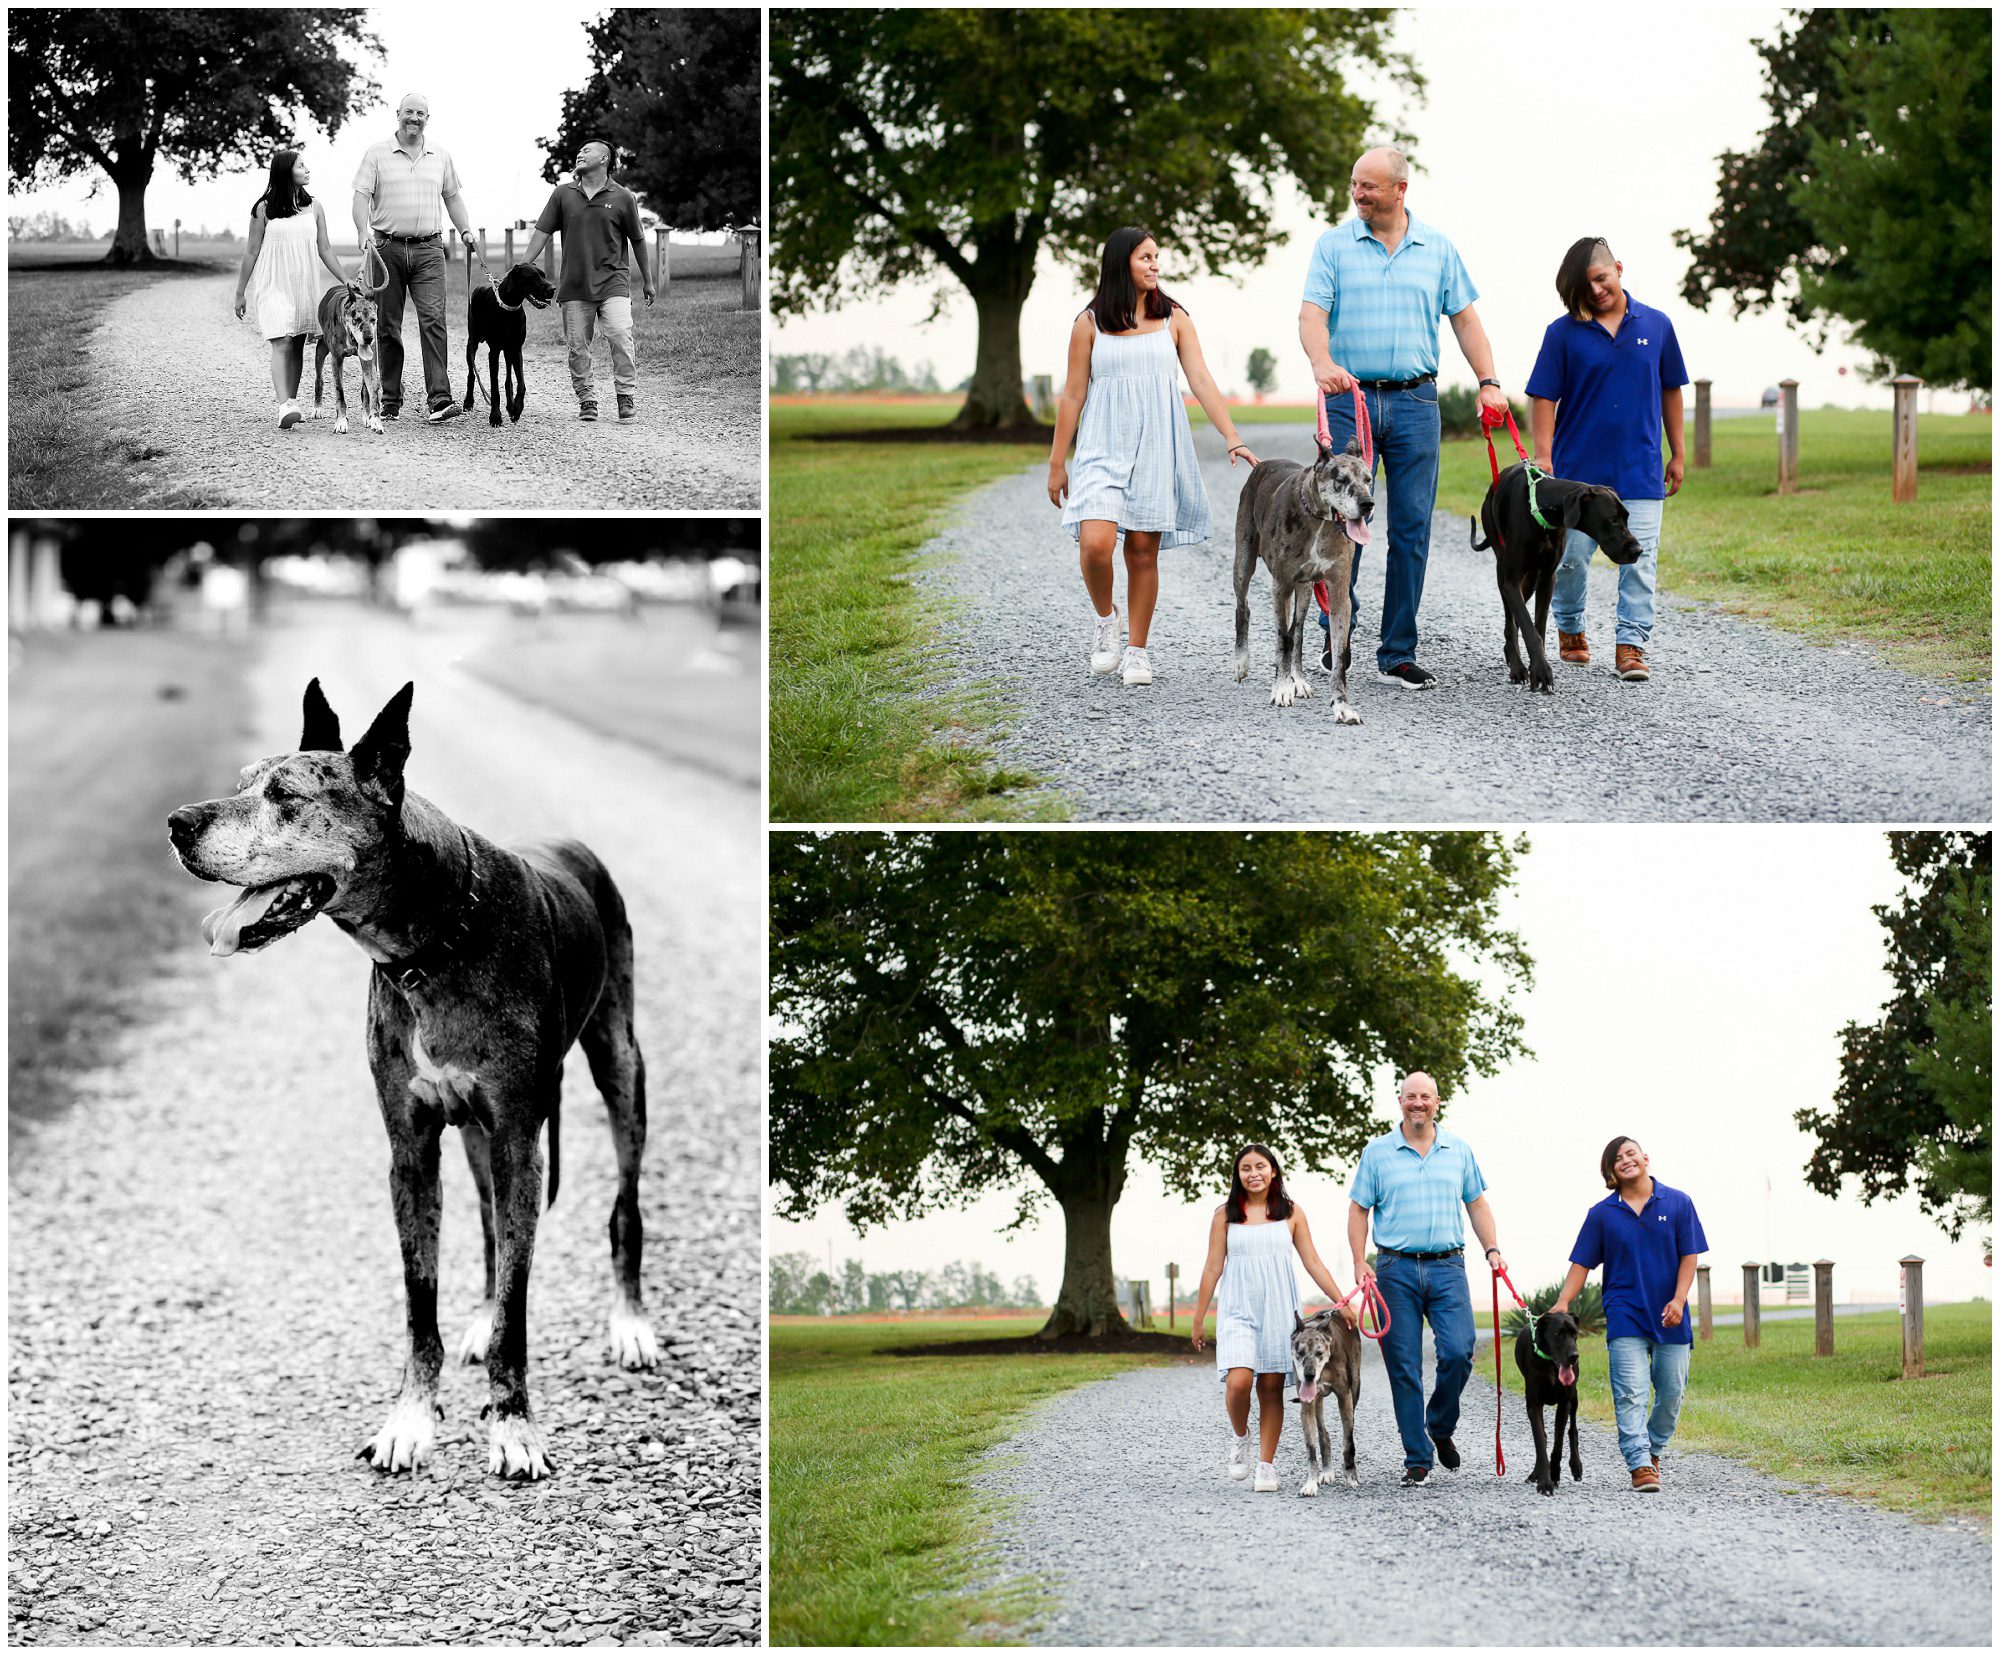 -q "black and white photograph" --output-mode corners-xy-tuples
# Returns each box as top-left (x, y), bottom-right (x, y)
(9, 8), (761, 512)
(8, 519), (762, 1644)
